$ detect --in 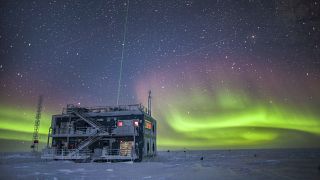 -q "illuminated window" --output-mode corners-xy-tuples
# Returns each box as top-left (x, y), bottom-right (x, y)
(145, 120), (152, 129)
(117, 121), (123, 127)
